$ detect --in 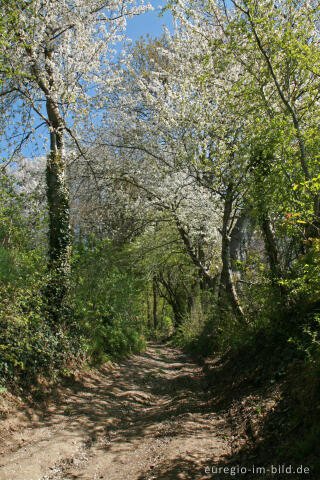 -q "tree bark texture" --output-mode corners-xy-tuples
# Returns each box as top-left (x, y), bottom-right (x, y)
(157, 275), (187, 327)
(175, 218), (217, 294)
(27, 41), (72, 322)
(230, 209), (252, 277)
(45, 97), (71, 322)
(152, 275), (158, 330)
(218, 183), (247, 322)
(258, 208), (287, 299)
(259, 211), (281, 281)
